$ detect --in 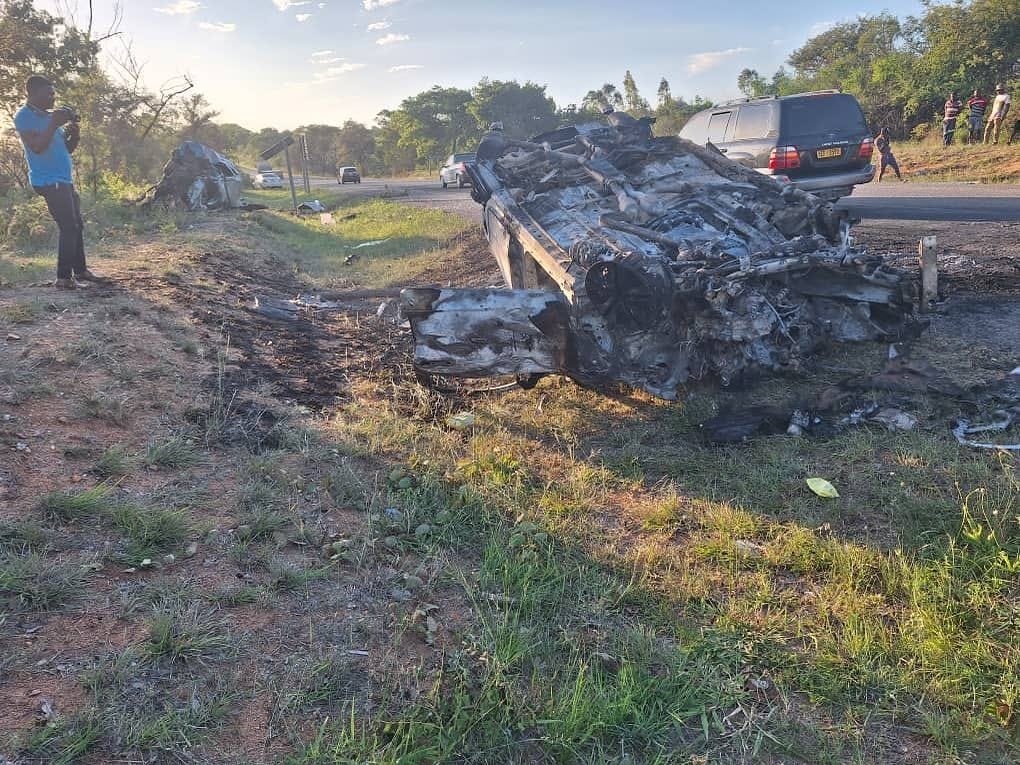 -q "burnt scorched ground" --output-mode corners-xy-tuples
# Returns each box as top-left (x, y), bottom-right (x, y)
(140, 225), (501, 411)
